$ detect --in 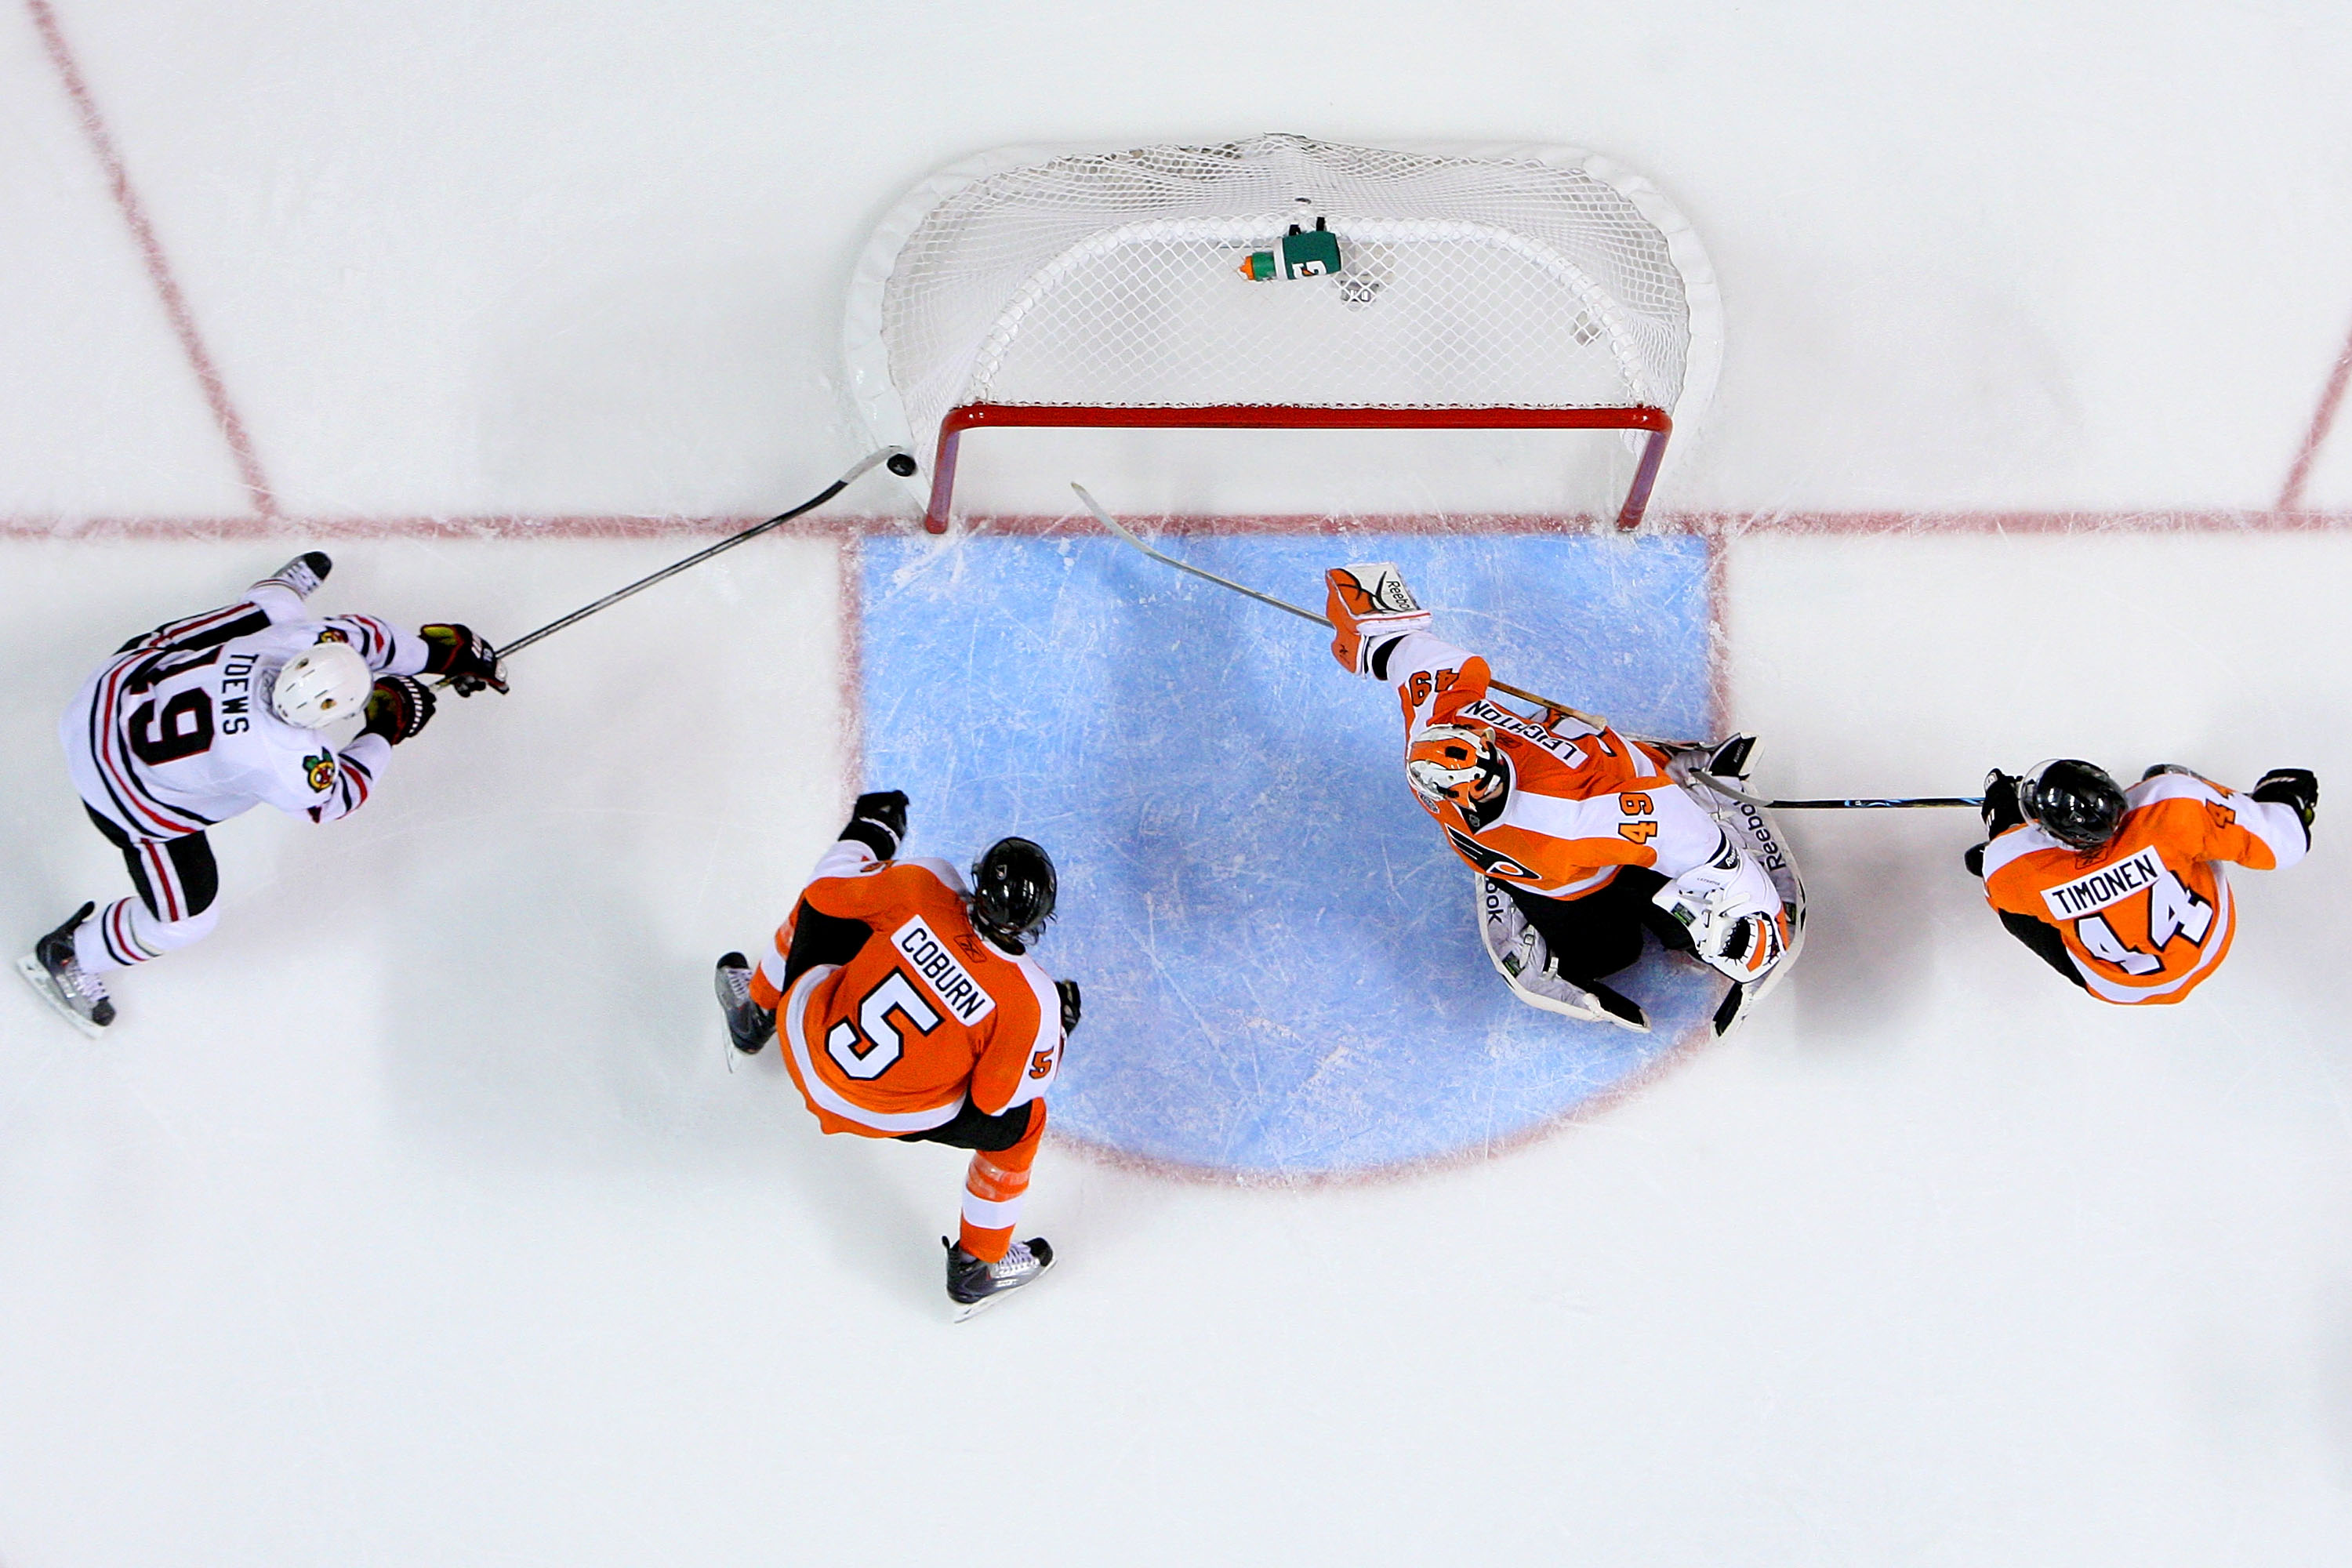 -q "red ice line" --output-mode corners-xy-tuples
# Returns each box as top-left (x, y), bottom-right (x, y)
(27, 0), (277, 521)
(2278, 315), (2352, 514)
(3, 508), (2350, 540)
